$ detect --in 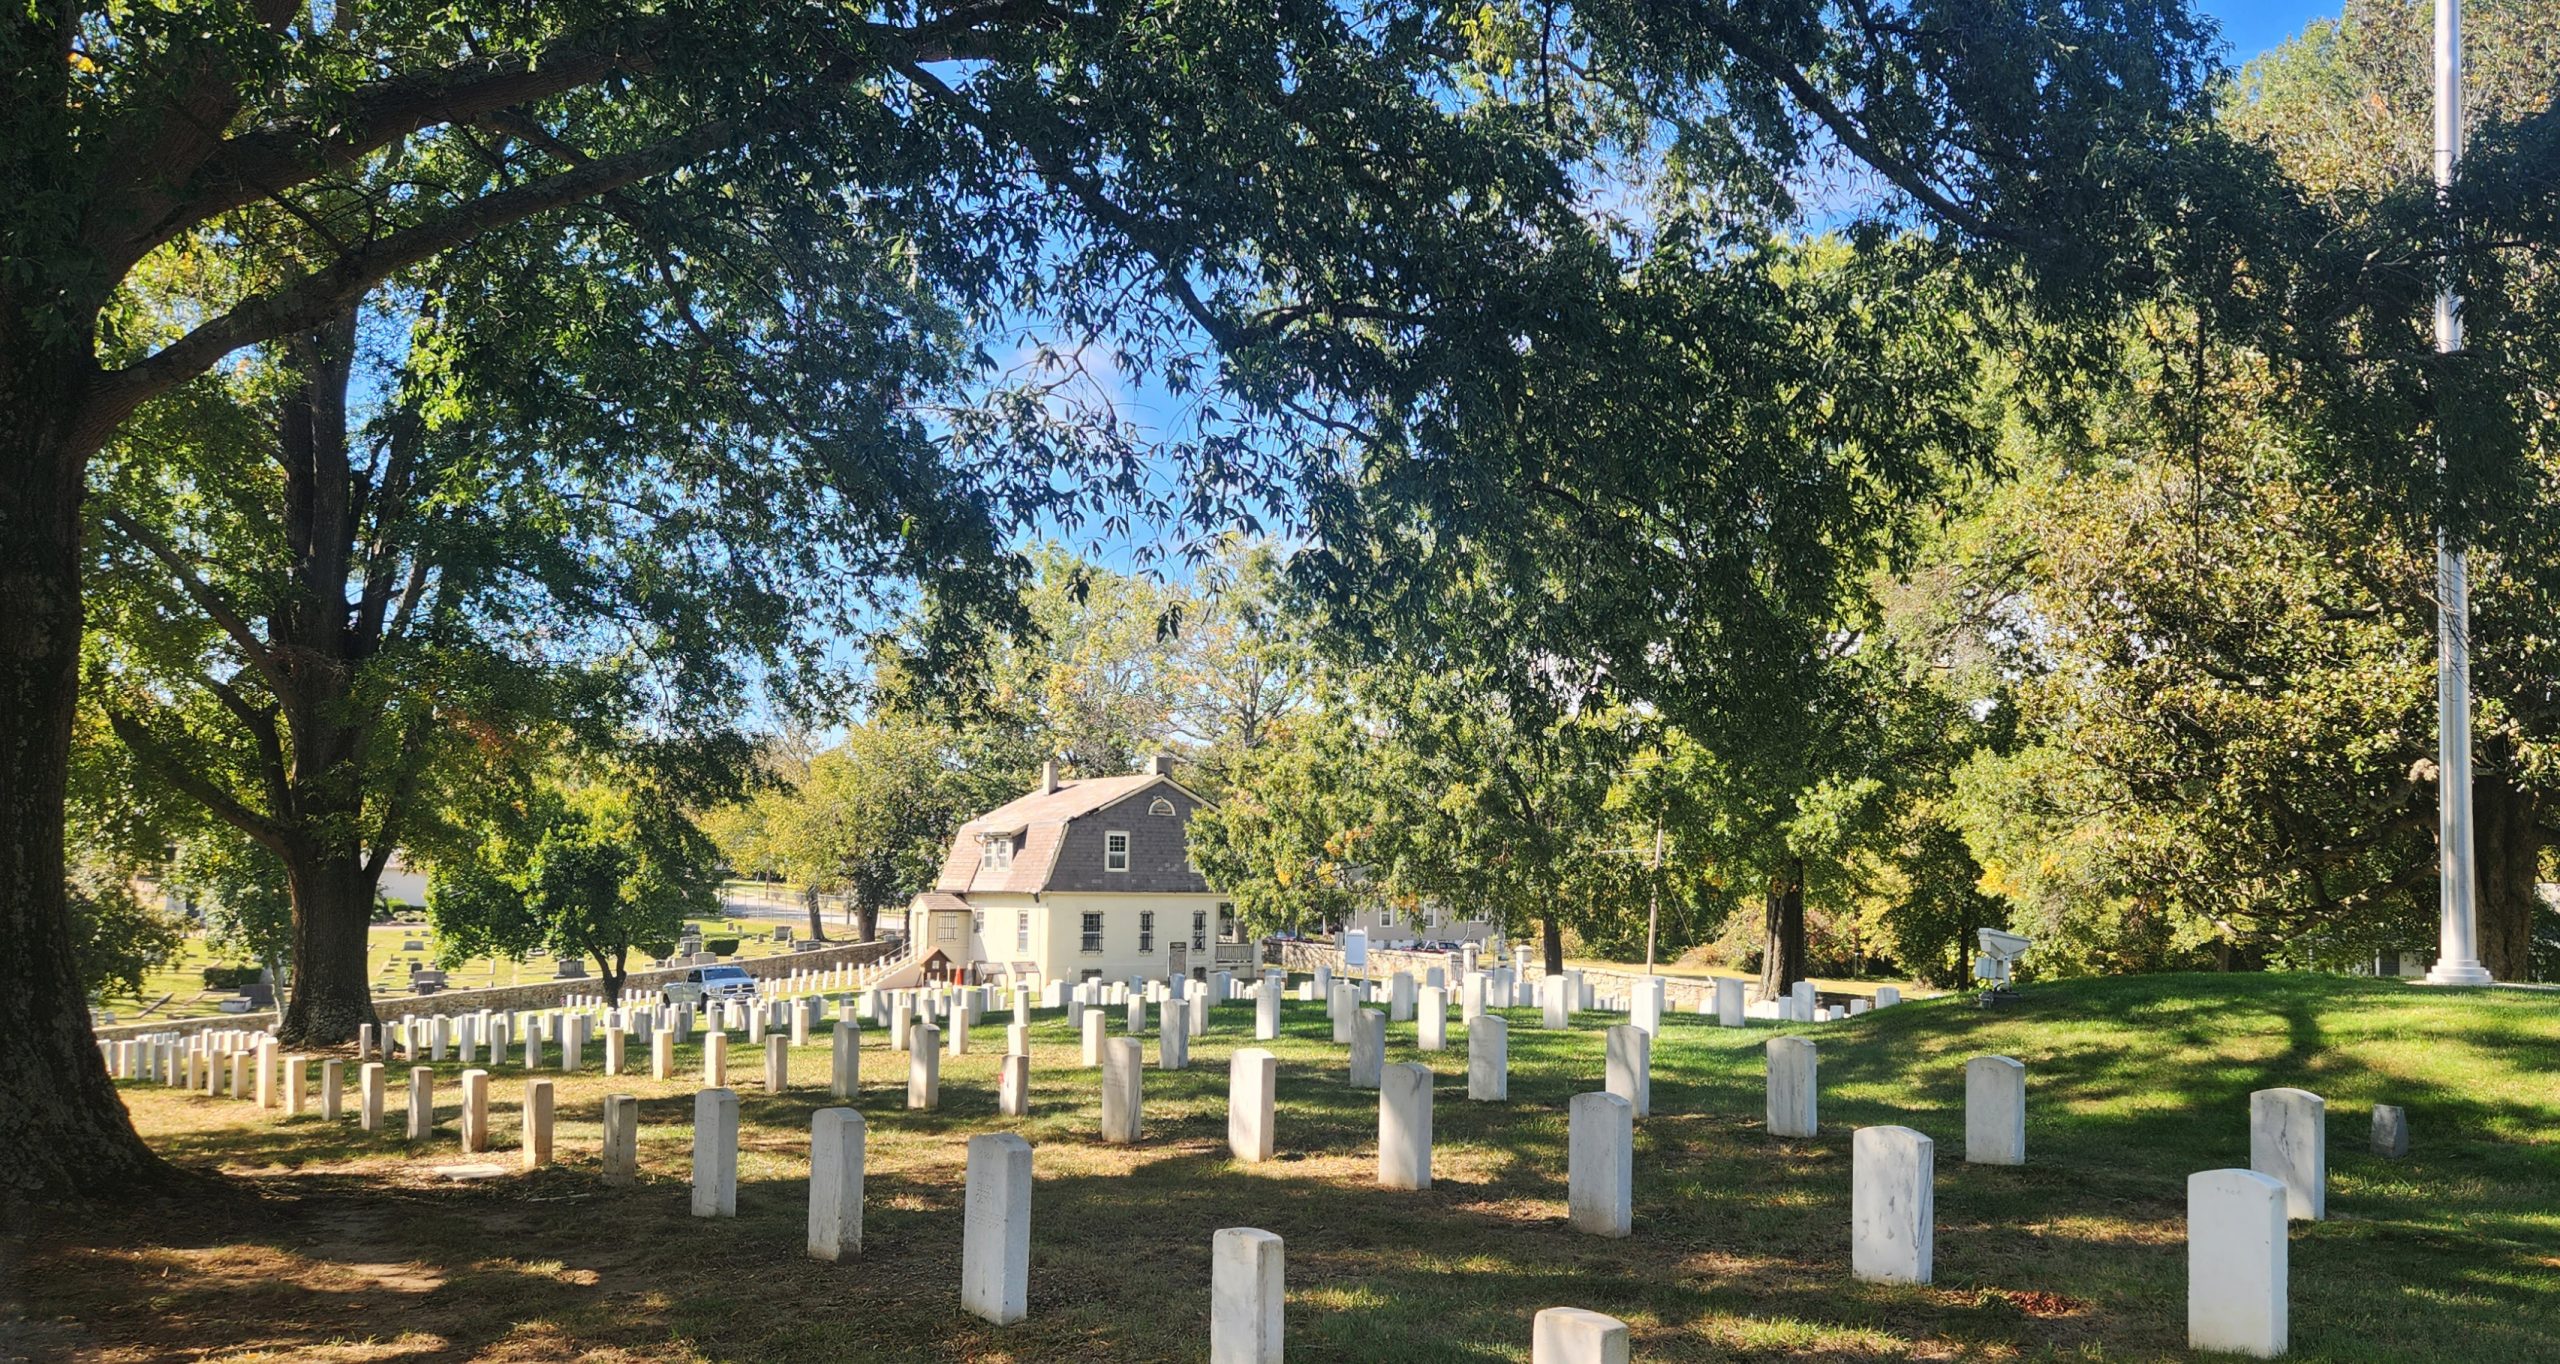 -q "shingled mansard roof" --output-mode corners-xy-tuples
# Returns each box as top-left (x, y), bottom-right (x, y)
(933, 773), (1204, 895)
